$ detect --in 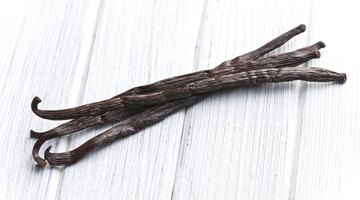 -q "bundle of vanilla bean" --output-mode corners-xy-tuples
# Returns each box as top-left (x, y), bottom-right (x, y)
(30, 24), (346, 167)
